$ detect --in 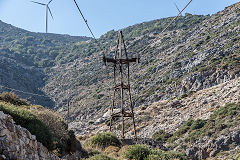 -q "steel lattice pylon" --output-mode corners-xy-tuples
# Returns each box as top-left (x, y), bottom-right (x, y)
(103, 30), (140, 139)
